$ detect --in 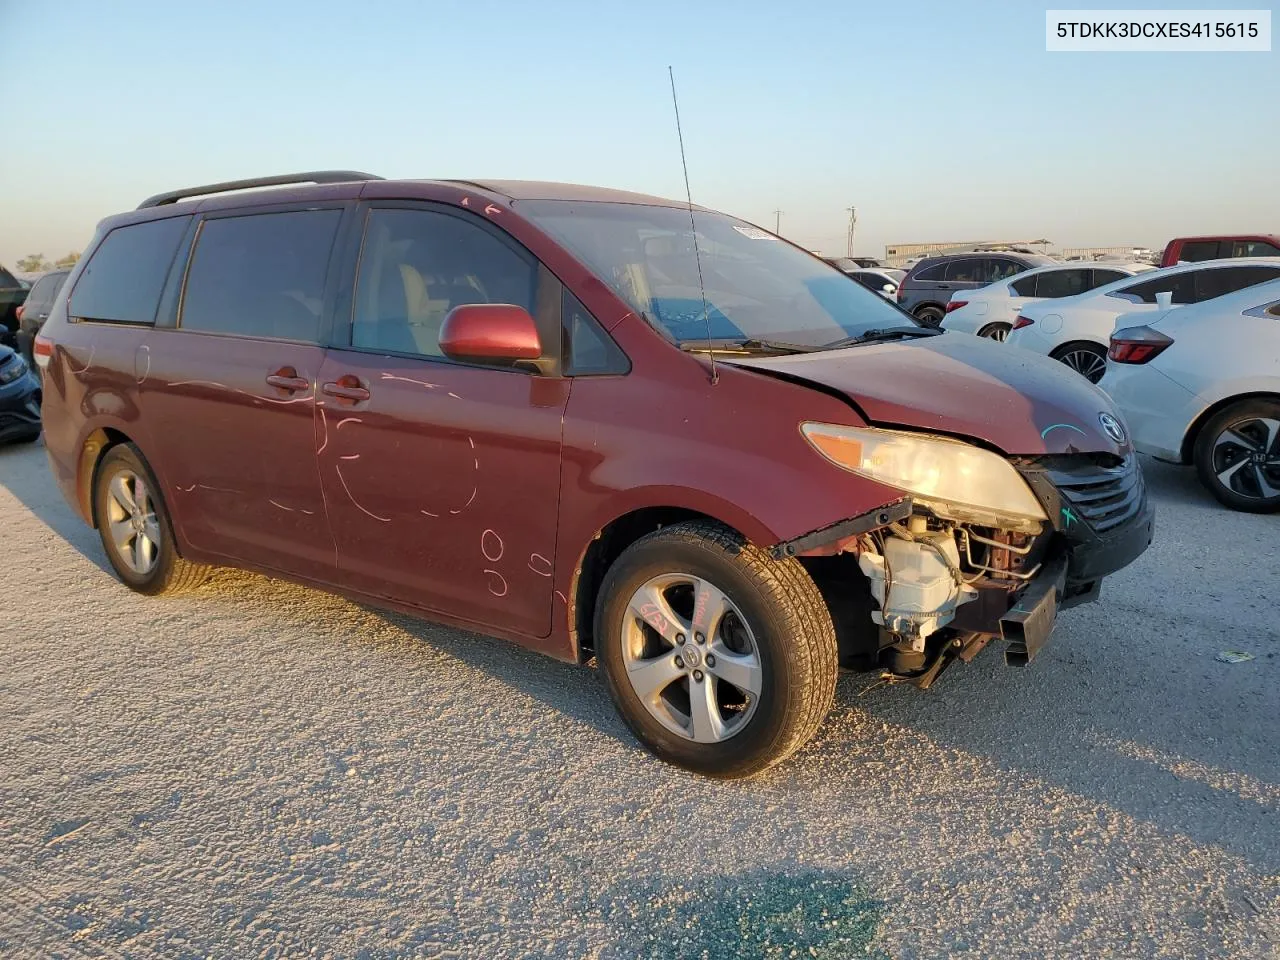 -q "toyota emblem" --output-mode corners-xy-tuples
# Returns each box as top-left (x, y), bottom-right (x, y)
(1099, 412), (1126, 444)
